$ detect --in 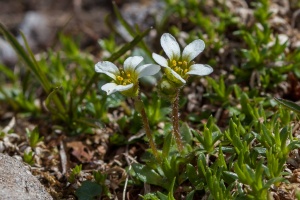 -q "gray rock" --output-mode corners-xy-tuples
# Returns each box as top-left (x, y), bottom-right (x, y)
(0, 38), (17, 67)
(17, 11), (52, 51)
(0, 153), (53, 200)
(0, 11), (51, 67)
